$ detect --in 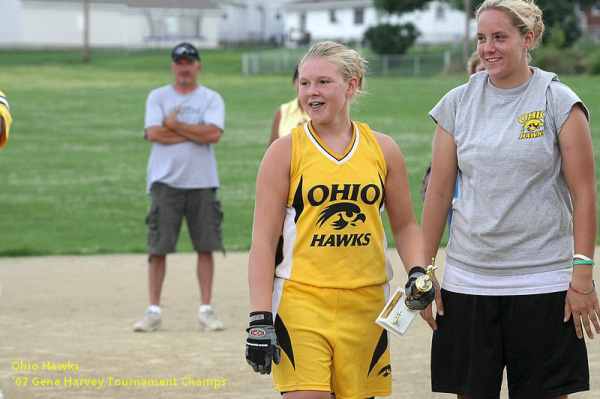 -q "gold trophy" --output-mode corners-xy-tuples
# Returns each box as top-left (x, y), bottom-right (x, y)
(376, 259), (438, 339)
